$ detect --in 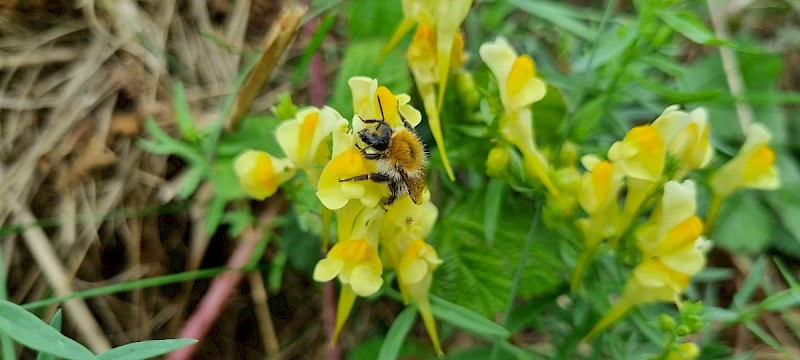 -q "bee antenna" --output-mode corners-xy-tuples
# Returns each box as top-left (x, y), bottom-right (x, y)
(377, 95), (386, 121)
